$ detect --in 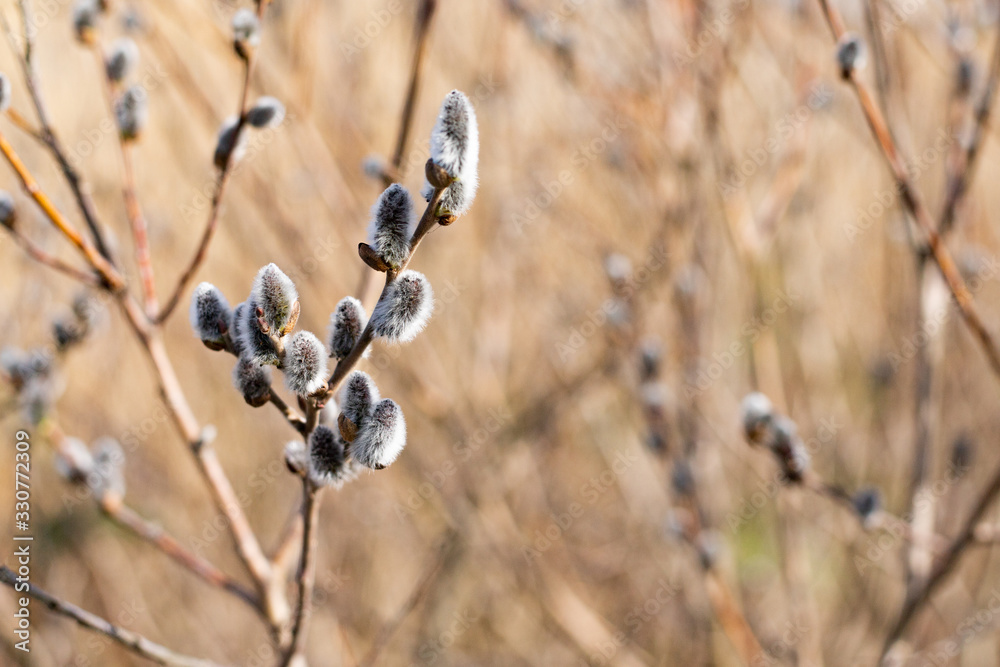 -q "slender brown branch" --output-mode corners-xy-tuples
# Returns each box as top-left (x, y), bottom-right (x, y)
(281, 481), (322, 665)
(4, 108), (42, 142)
(388, 0), (437, 178)
(155, 3), (266, 324)
(880, 462), (1000, 656)
(99, 495), (260, 611)
(3, 0), (116, 263)
(358, 534), (455, 667)
(0, 127), (124, 289)
(3, 226), (101, 286)
(326, 182), (447, 399)
(269, 392), (308, 434)
(90, 41), (159, 314)
(815, 0), (1000, 382)
(0, 566), (225, 667)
